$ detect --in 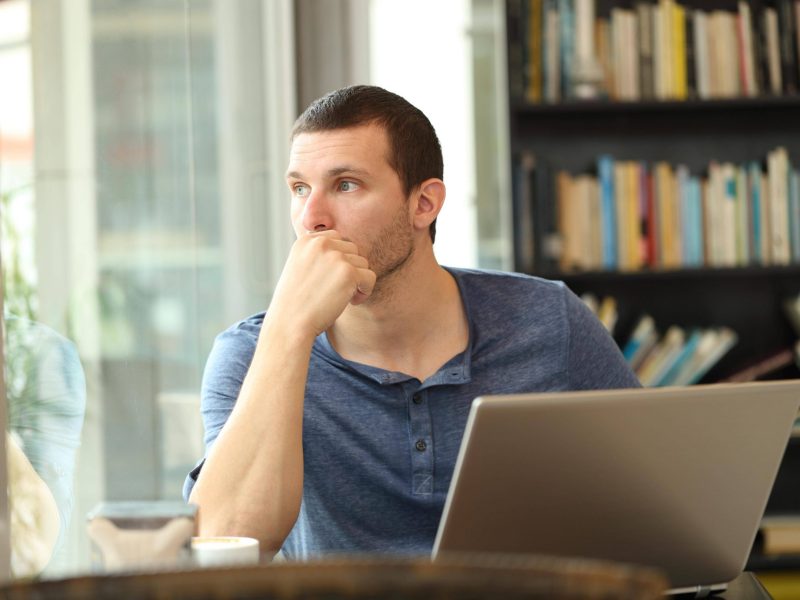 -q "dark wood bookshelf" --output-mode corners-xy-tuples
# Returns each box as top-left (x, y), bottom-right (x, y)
(504, 0), (800, 525)
(538, 264), (800, 282)
(511, 94), (800, 115)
